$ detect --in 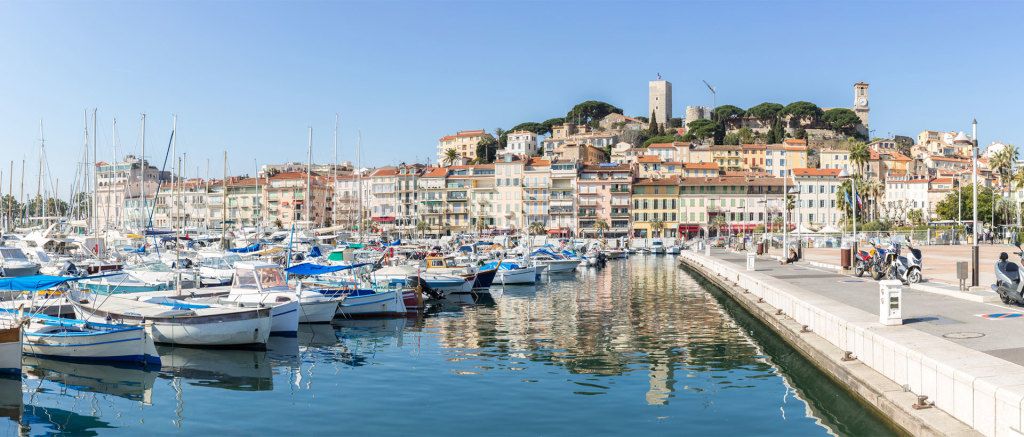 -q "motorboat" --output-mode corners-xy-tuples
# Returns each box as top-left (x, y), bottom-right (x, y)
(0, 246), (40, 277)
(227, 262), (341, 325)
(666, 245), (681, 255)
(482, 260), (537, 285)
(372, 265), (472, 296)
(650, 240), (666, 254)
(197, 251), (242, 286)
(529, 249), (580, 273)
